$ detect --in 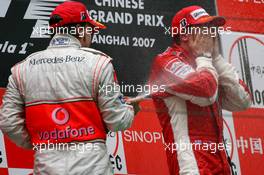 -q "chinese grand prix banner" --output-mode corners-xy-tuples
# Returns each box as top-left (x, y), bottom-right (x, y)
(0, 0), (216, 90)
